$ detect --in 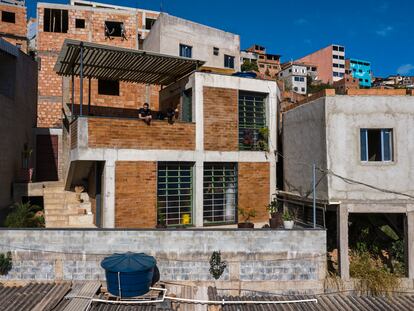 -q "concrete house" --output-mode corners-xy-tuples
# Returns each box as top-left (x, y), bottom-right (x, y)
(143, 13), (240, 72)
(278, 62), (308, 95)
(282, 89), (414, 280)
(0, 0), (27, 52)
